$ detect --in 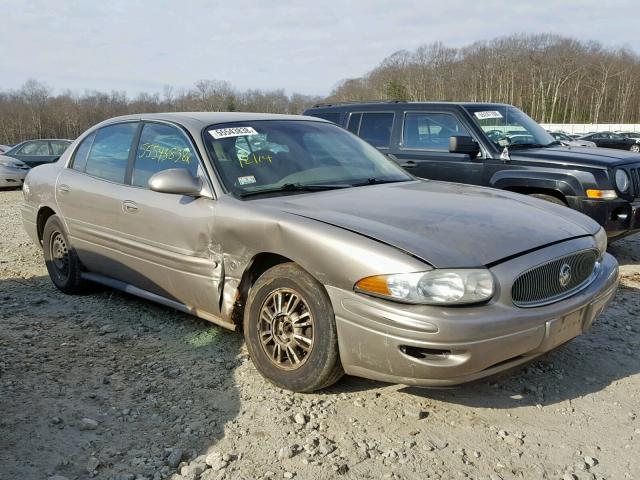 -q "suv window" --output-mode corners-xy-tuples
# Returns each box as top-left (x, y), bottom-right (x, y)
(357, 113), (394, 148)
(403, 112), (470, 150)
(132, 123), (199, 188)
(50, 140), (71, 155)
(71, 133), (96, 172)
(85, 123), (138, 183)
(311, 112), (340, 124)
(18, 141), (50, 156)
